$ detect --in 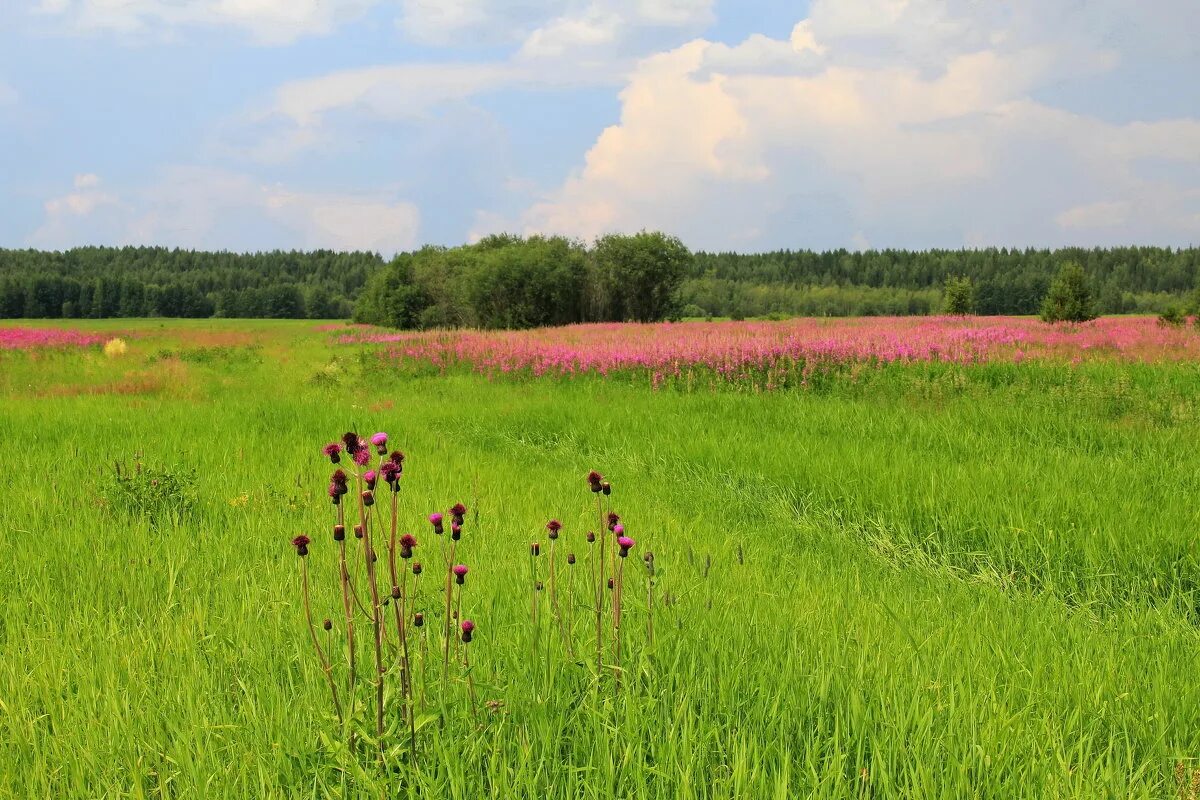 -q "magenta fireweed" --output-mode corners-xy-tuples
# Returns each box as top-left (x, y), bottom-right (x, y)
(0, 326), (107, 350)
(617, 536), (635, 557)
(371, 432), (388, 455)
(452, 564), (468, 585)
(292, 534), (311, 557)
(323, 442), (342, 463)
(546, 519), (562, 539)
(428, 512), (444, 534)
(460, 620), (475, 643)
(344, 316), (1200, 391)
